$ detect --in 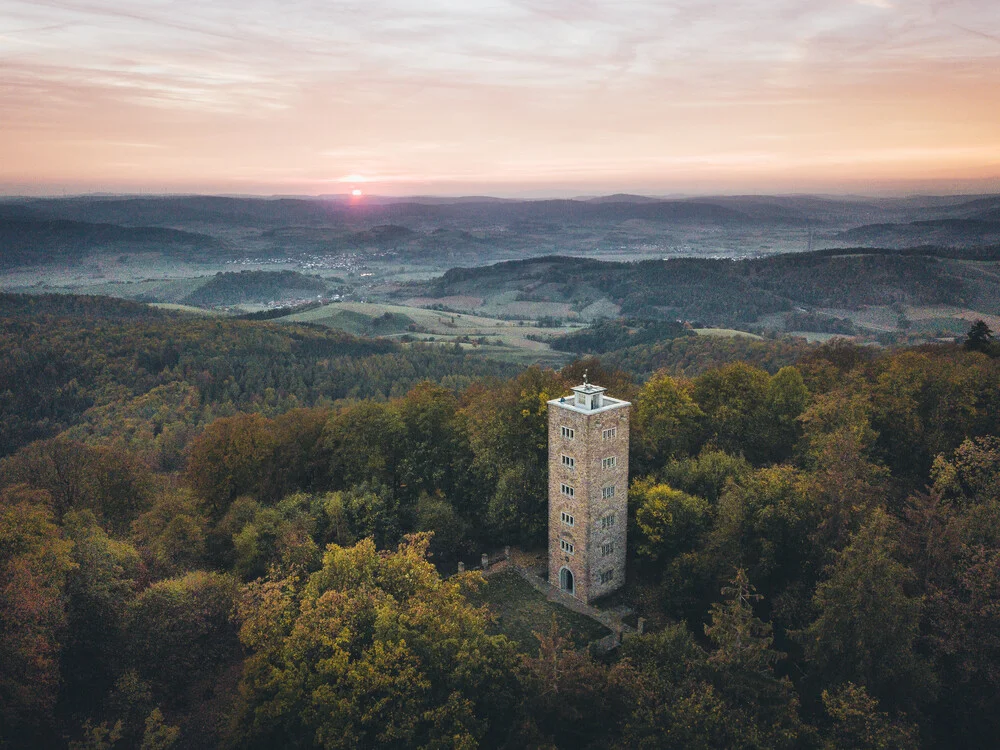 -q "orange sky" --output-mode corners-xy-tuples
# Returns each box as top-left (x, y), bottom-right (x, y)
(2, 0), (999, 196)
